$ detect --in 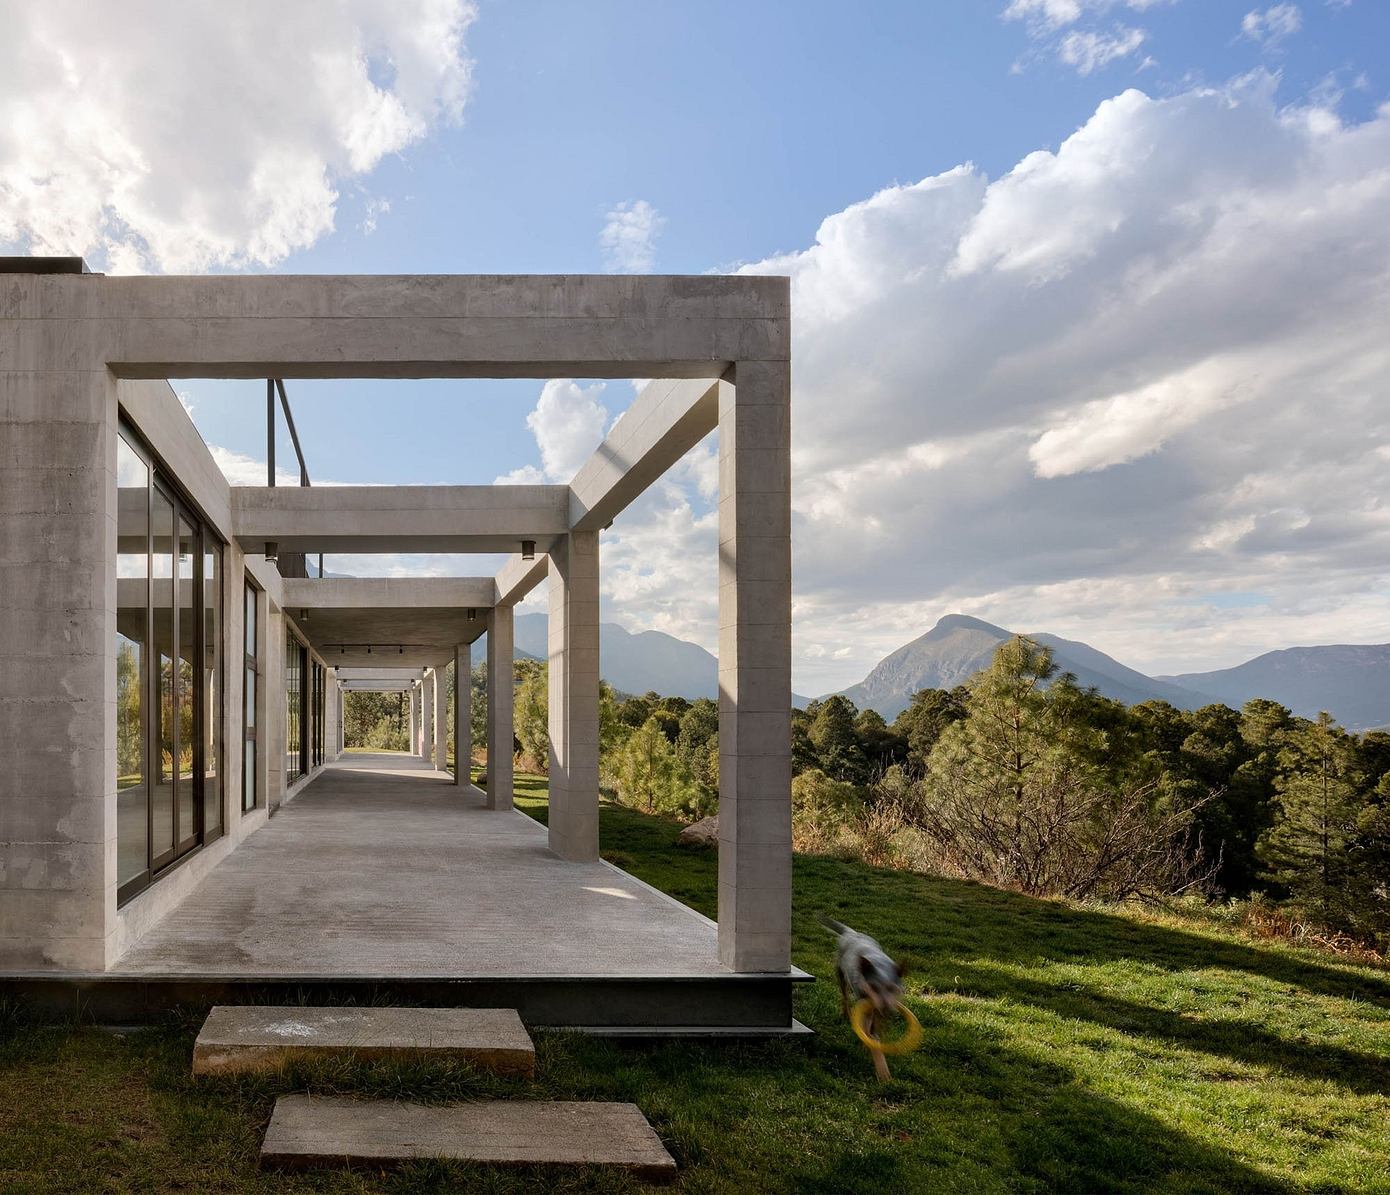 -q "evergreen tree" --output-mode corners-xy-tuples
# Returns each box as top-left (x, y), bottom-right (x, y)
(809, 694), (869, 784)
(1260, 712), (1362, 923)
(512, 659), (548, 770)
(893, 686), (968, 773)
(613, 714), (695, 814)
